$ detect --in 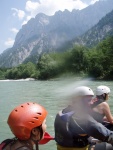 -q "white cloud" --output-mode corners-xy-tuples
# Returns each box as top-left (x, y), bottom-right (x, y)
(22, 16), (32, 25)
(26, 1), (40, 12)
(25, 0), (88, 17)
(12, 8), (25, 20)
(4, 38), (15, 47)
(90, 0), (99, 4)
(10, 28), (19, 34)
(21, 0), (88, 26)
(11, 1), (98, 30)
